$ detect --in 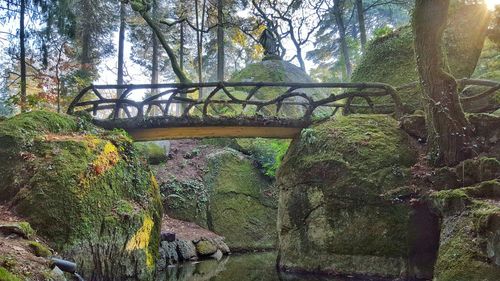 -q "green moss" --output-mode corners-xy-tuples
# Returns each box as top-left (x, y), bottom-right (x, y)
(163, 178), (209, 227)
(229, 60), (331, 118)
(431, 178), (500, 281)
(195, 240), (217, 256)
(431, 180), (500, 215)
(0, 267), (21, 281)
(204, 150), (277, 249)
(0, 111), (77, 138)
(0, 111), (163, 280)
(235, 138), (290, 178)
(231, 61), (287, 83)
(288, 115), (416, 175)
(352, 2), (488, 112)
(28, 241), (51, 257)
(434, 215), (500, 281)
(277, 115), (418, 276)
